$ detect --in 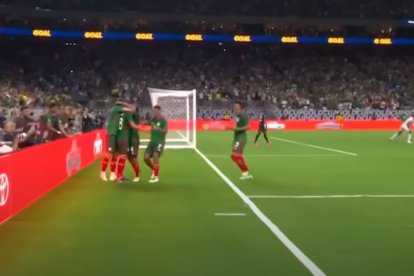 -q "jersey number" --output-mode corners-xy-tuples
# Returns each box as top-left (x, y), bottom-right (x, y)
(118, 117), (124, 130)
(233, 142), (240, 150)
